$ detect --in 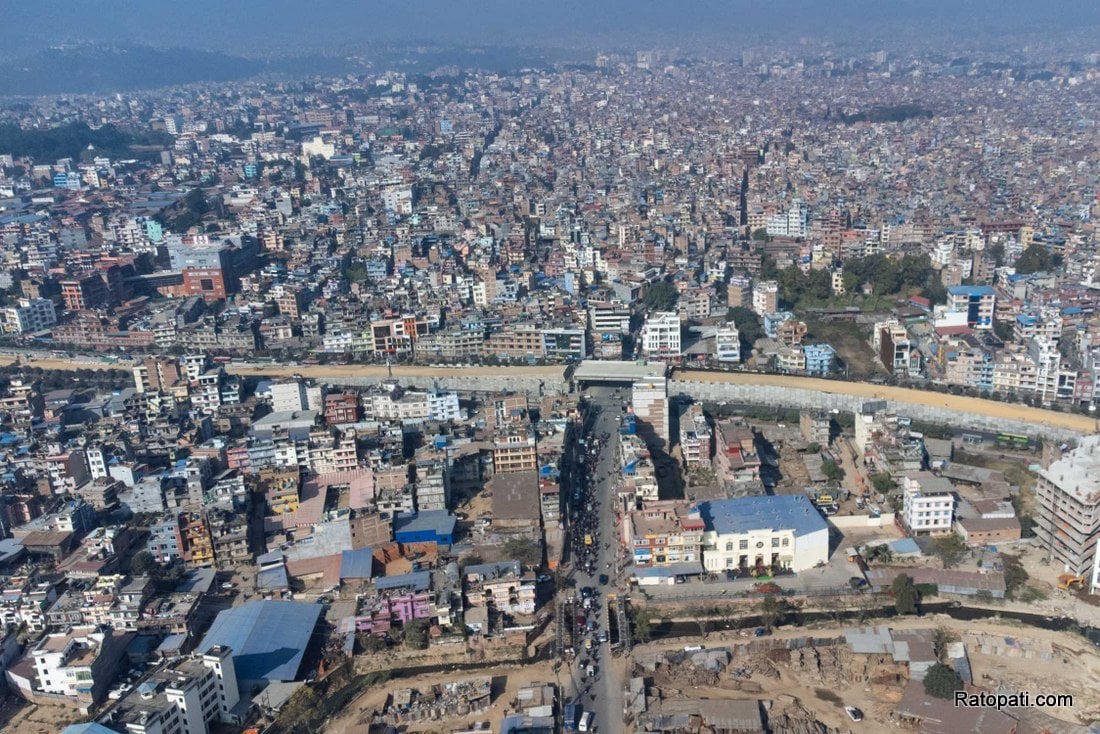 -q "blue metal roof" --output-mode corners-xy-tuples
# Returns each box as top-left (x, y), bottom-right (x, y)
(375, 570), (431, 591)
(697, 494), (828, 538)
(394, 510), (456, 537)
(946, 285), (995, 296)
(257, 565), (289, 590)
(199, 600), (322, 684)
(62, 725), (119, 734)
(340, 547), (374, 579)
